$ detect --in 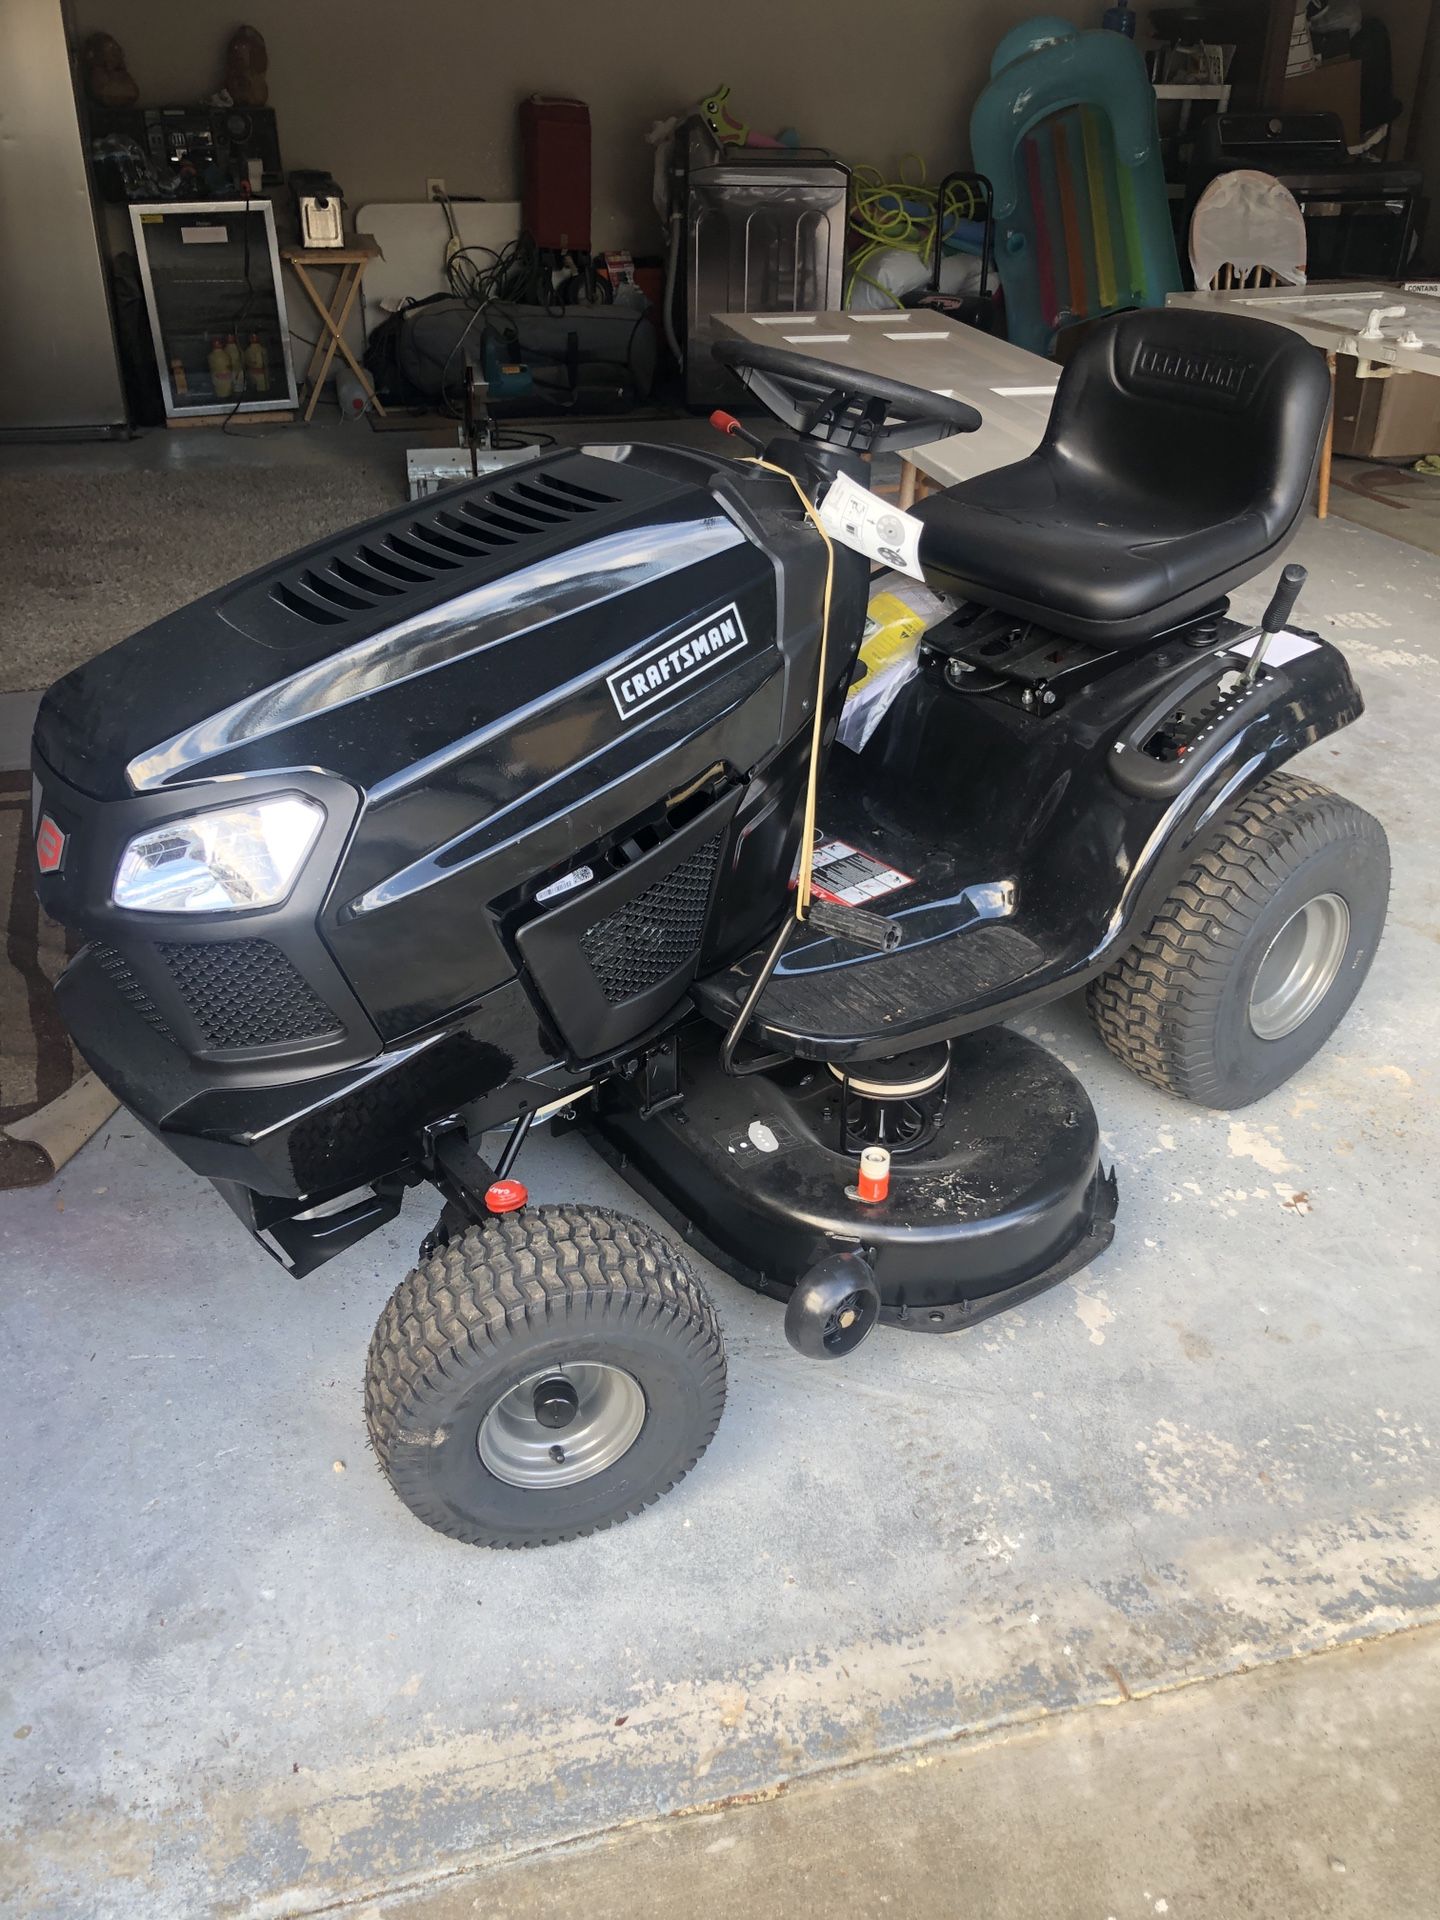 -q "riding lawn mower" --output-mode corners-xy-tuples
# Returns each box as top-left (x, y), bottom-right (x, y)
(30, 307), (1389, 1547)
